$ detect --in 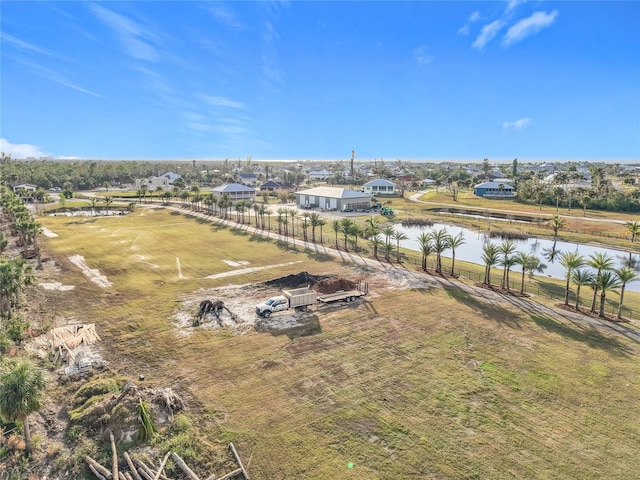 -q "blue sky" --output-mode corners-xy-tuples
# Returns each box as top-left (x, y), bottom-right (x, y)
(1, 1), (639, 161)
